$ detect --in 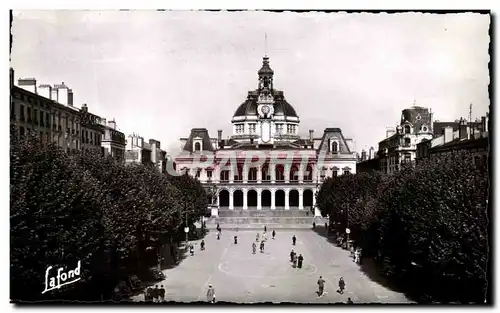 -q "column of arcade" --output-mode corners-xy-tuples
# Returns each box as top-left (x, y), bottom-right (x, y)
(217, 188), (316, 211)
